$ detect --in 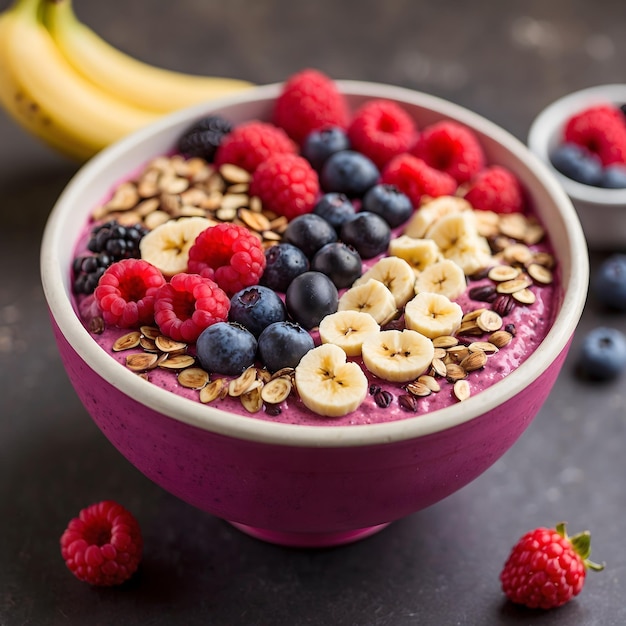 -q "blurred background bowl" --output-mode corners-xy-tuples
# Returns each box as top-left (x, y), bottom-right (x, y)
(41, 81), (588, 548)
(528, 83), (626, 251)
